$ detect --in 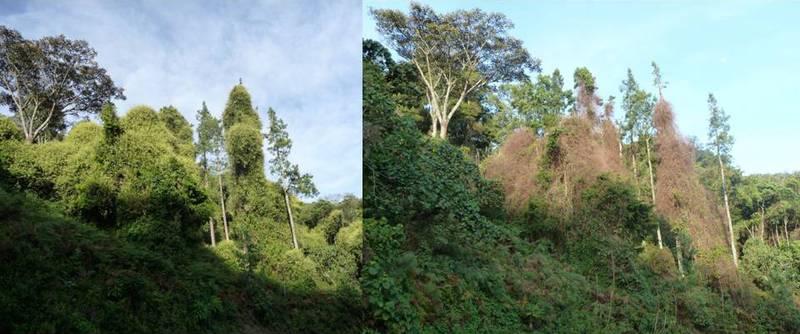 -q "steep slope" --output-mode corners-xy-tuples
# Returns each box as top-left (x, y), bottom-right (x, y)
(0, 185), (361, 333)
